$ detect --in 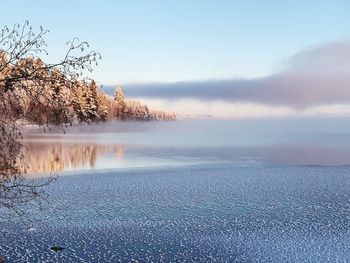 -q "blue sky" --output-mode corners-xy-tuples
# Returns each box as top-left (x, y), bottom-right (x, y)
(2, 1), (350, 118)
(1, 0), (349, 84)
